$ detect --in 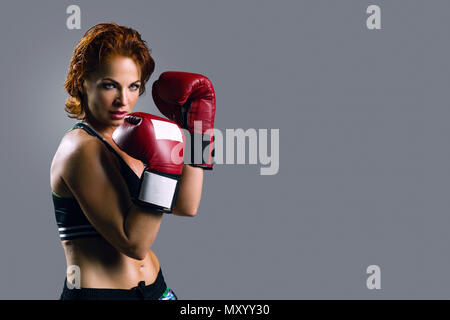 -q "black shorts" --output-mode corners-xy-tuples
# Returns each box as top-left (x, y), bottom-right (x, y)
(59, 268), (178, 300)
